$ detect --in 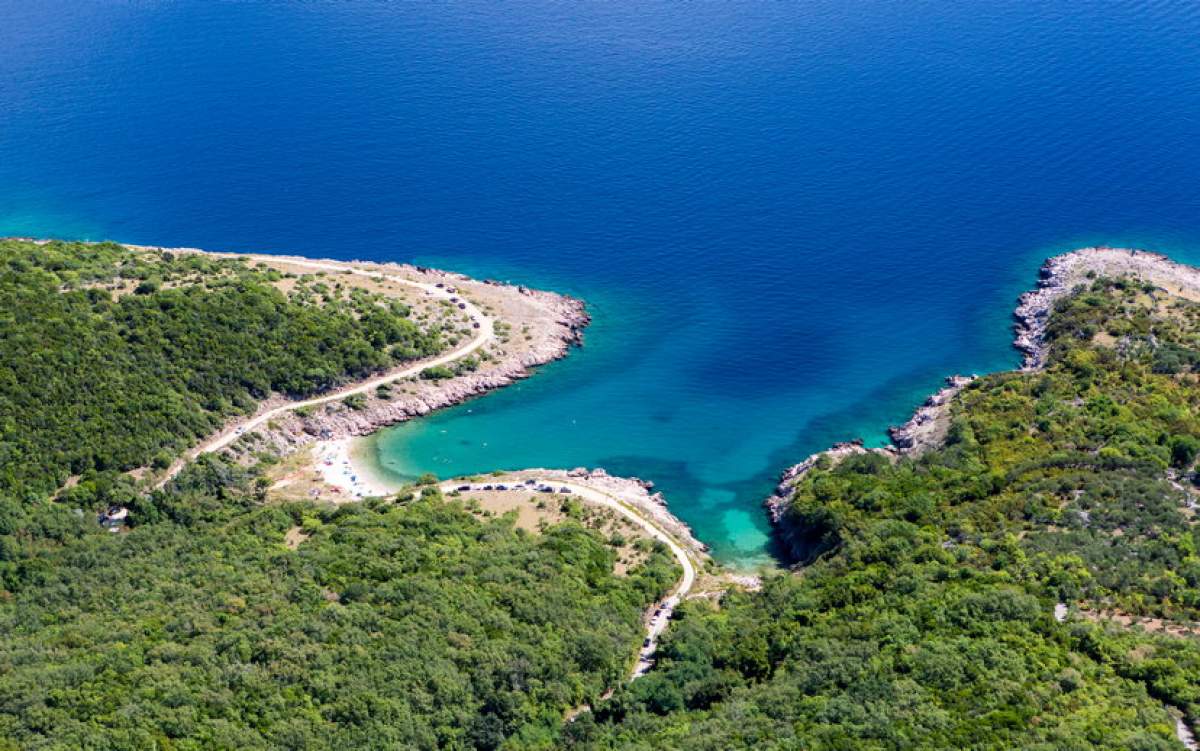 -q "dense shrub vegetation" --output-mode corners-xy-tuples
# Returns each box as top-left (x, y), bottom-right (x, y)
(567, 278), (1200, 749)
(0, 460), (677, 749)
(0, 239), (440, 500)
